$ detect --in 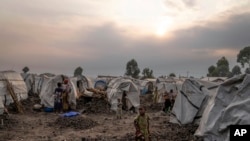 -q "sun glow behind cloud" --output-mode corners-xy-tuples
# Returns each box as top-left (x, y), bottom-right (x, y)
(155, 17), (174, 36)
